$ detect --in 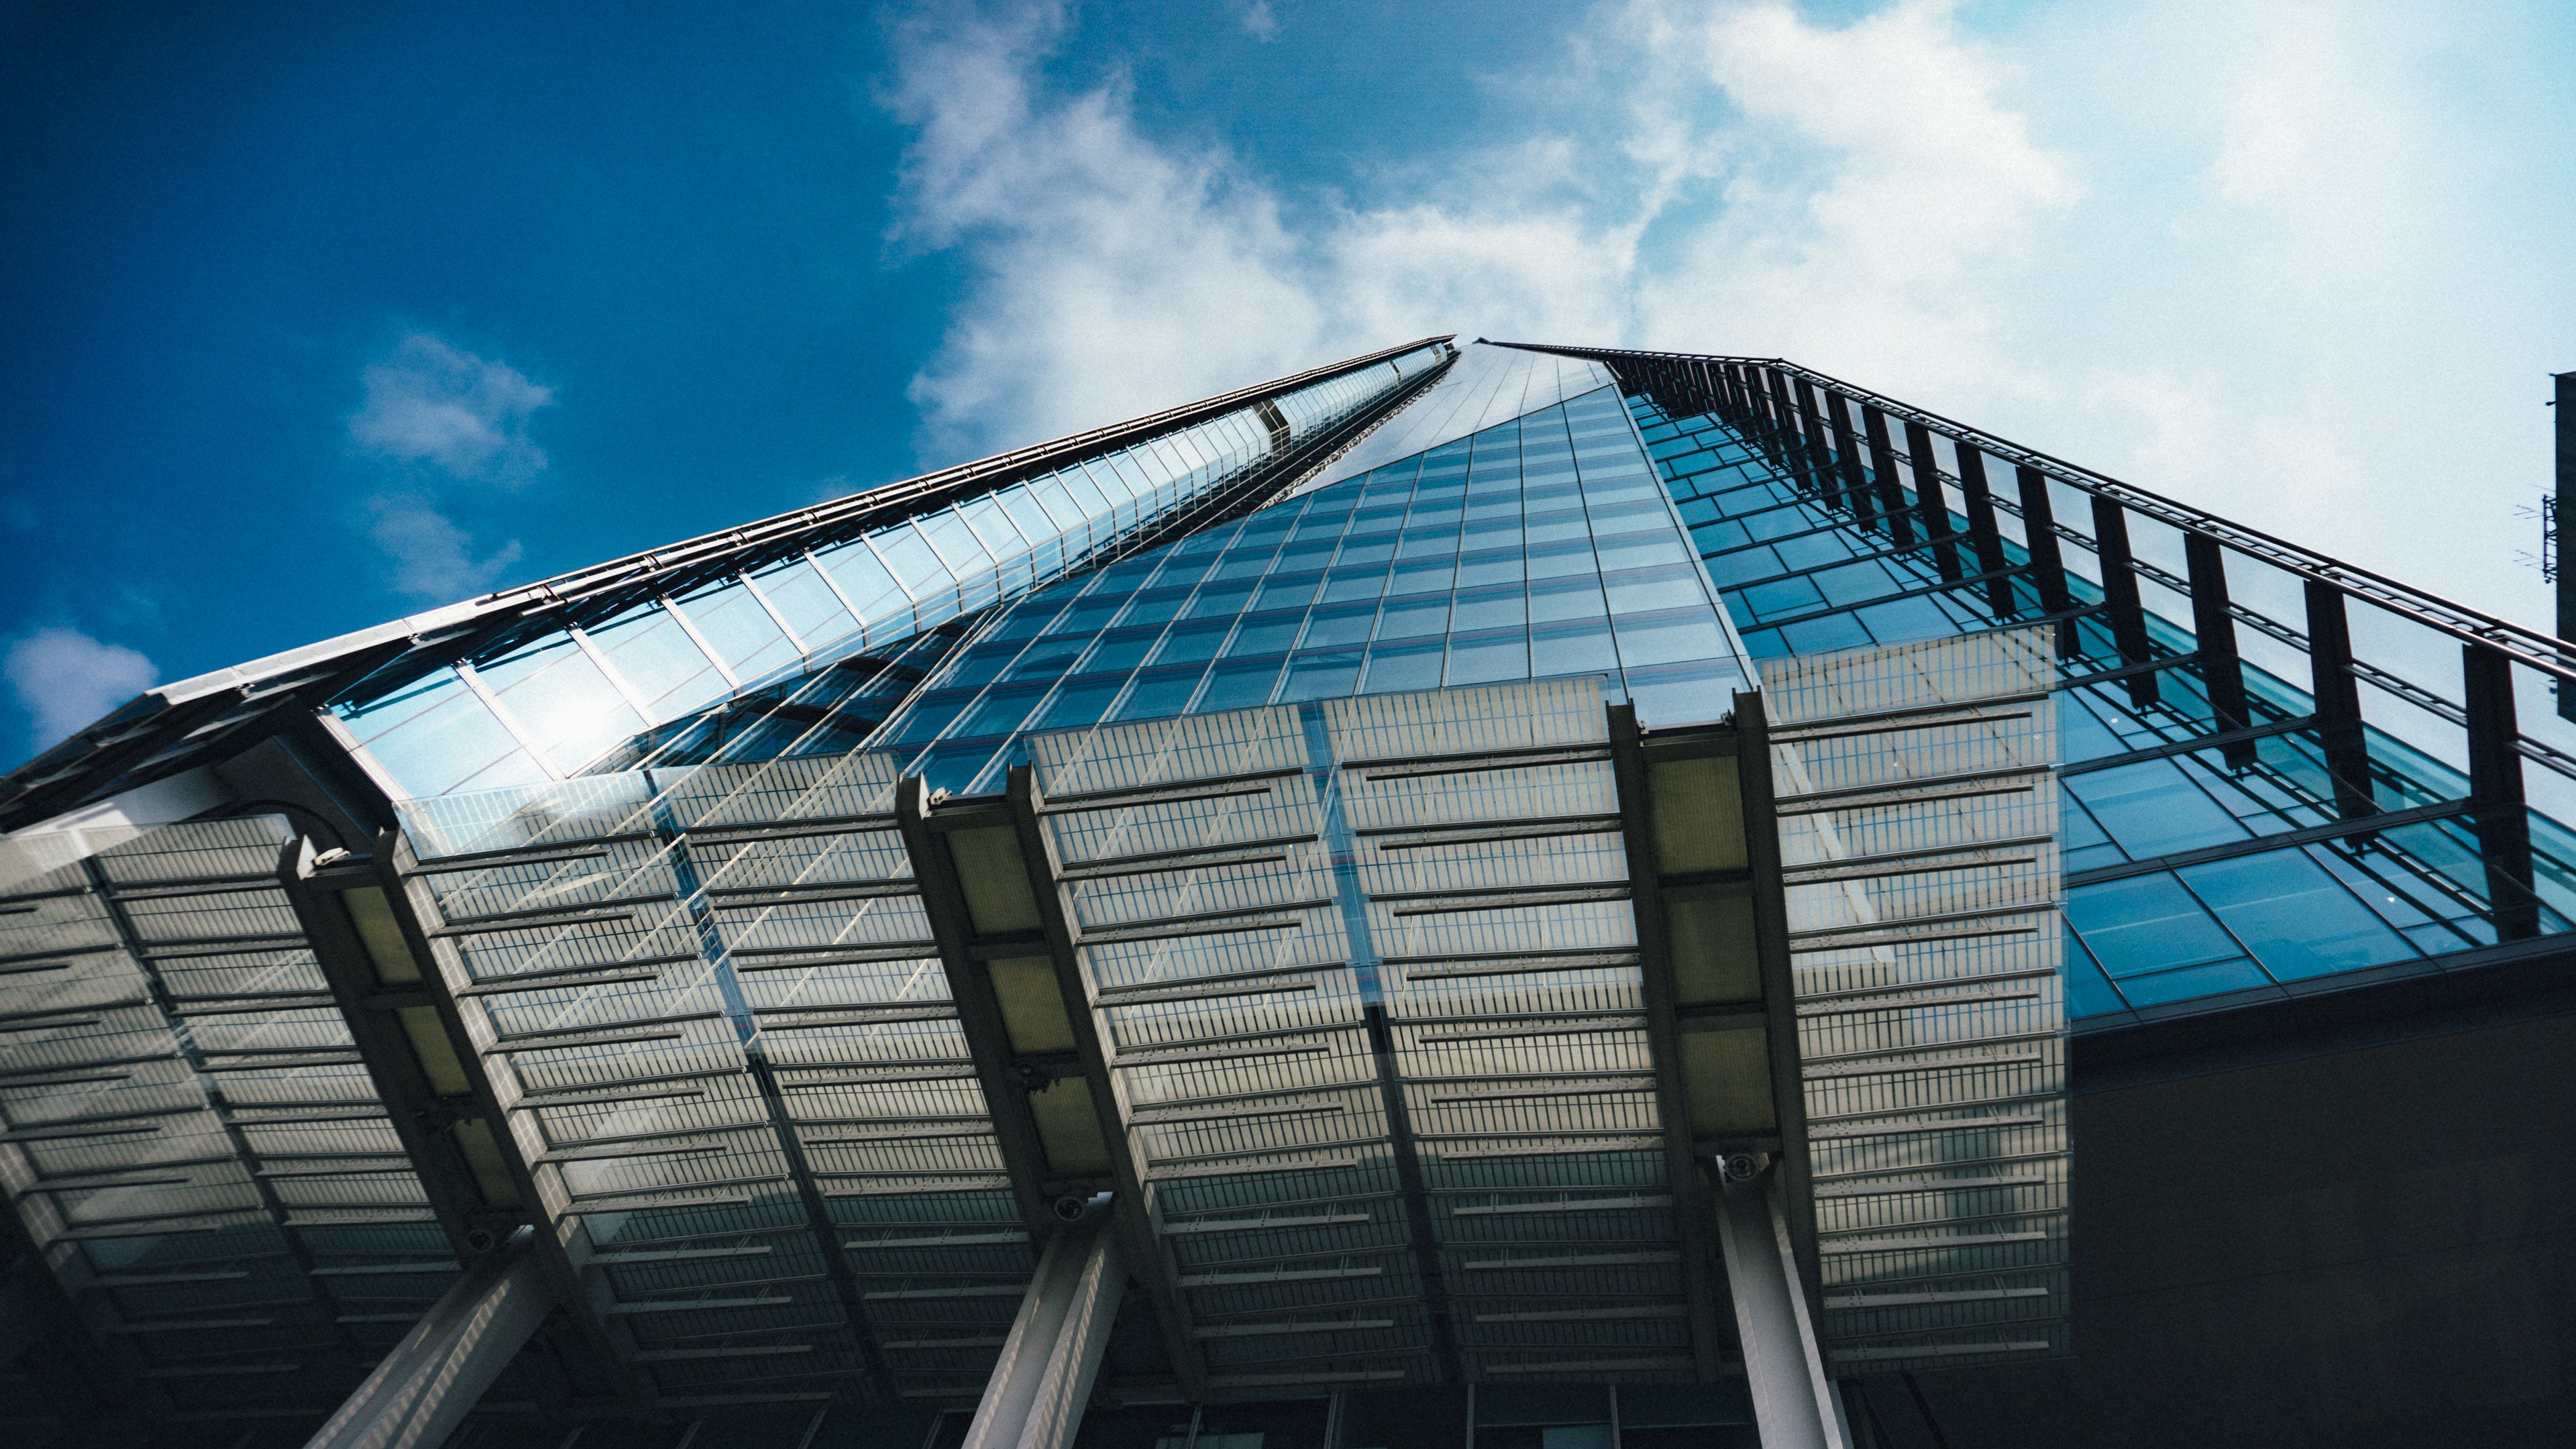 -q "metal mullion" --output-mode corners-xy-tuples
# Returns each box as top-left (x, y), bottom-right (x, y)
(1791, 380), (1845, 511)
(736, 571), (809, 657)
(2302, 582), (2375, 821)
(796, 546), (871, 633)
(1006, 766), (1215, 1399)
(1604, 706), (1731, 1381)
(904, 506), (982, 591)
(1953, 443), (2015, 621)
(451, 659), (568, 782)
(1902, 421), (1963, 583)
(1859, 405), (1915, 546)
(657, 594), (743, 692)
(2463, 645), (2540, 941)
(570, 626), (660, 727)
(2086, 498), (2159, 708)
